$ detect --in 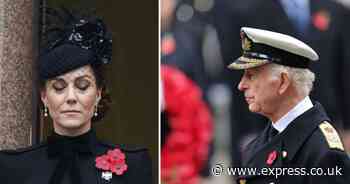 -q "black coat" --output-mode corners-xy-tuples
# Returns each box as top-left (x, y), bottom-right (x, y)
(238, 102), (350, 184)
(0, 130), (152, 184)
